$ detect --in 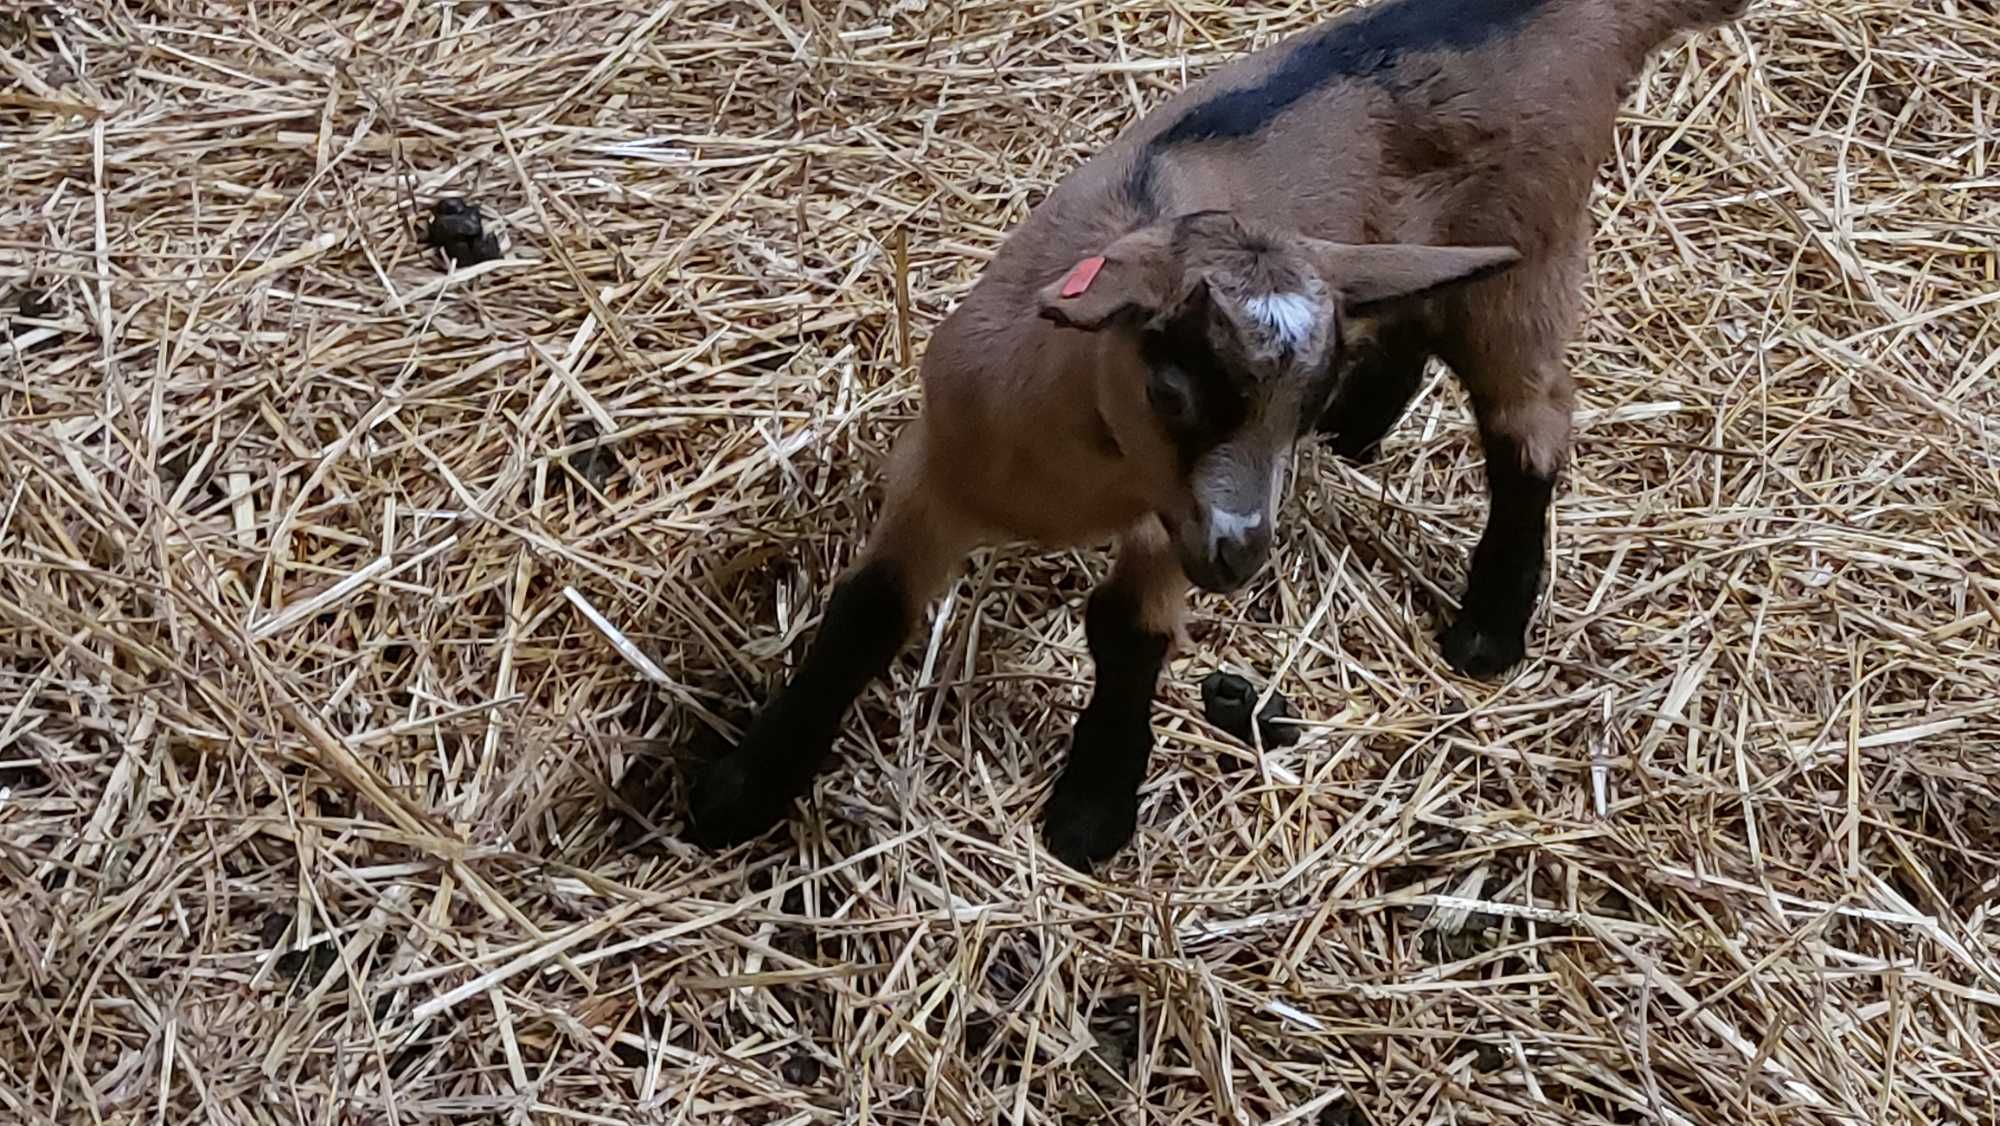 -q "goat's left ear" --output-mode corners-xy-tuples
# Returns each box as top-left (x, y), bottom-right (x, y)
(1036, 224), (1180, 331)
(1308, 242), (1522, 315)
